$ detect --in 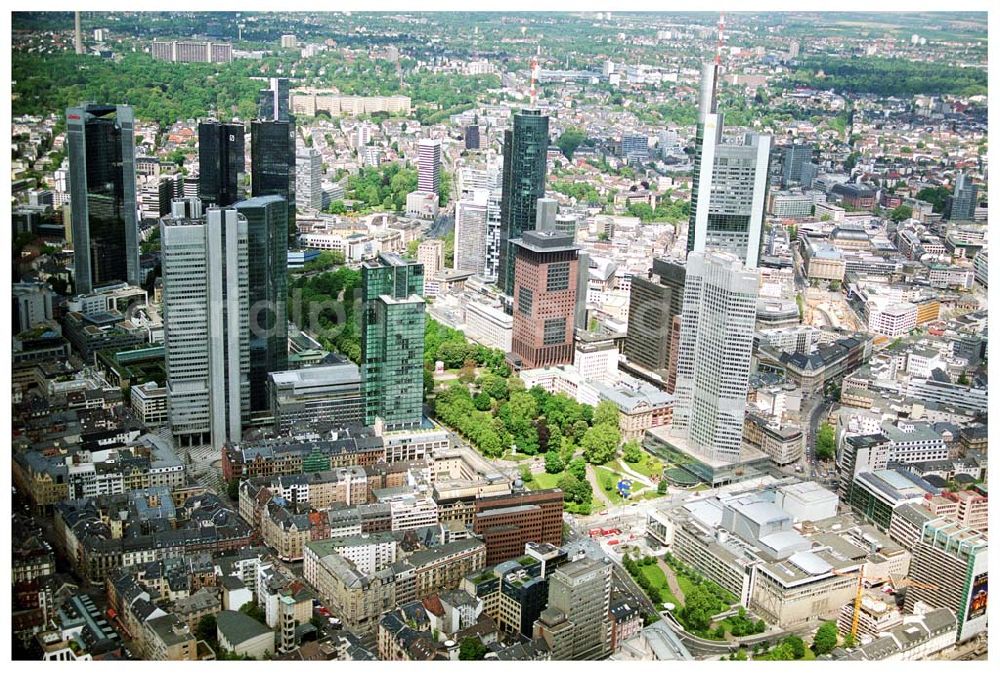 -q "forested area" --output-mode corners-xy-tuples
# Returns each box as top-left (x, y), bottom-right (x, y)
(784, 56), (988, 98)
